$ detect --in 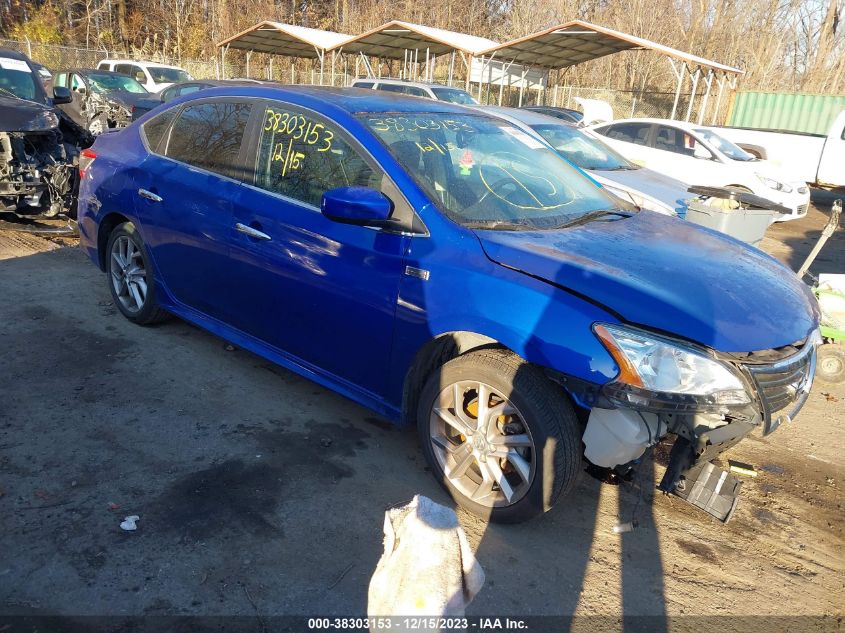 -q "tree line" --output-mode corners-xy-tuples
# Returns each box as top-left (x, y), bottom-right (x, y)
(1, 0), (842, 94)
